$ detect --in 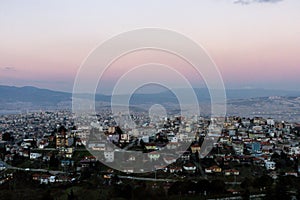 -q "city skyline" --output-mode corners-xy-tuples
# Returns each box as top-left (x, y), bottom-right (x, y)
(0, 0), (300, 92)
